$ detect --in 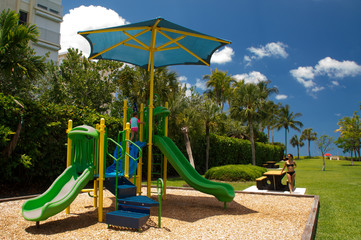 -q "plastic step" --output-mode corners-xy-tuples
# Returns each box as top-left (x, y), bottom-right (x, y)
(106, 210), (149, 229)
(118, 204), (150, 214)
(116, 184), (137, 198)
(104, 177), (136, 198)
(118, 195), (159, 207)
